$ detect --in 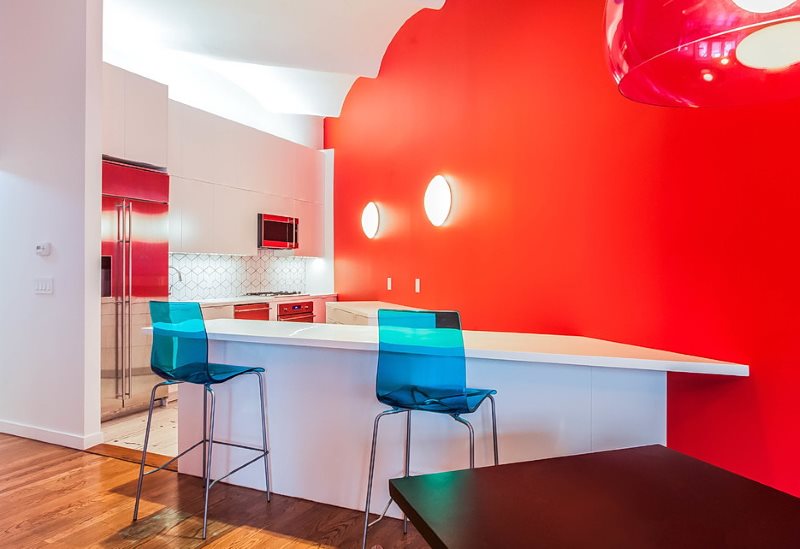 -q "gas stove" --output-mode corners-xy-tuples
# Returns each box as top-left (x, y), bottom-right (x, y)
(242, 291), (306, 297)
